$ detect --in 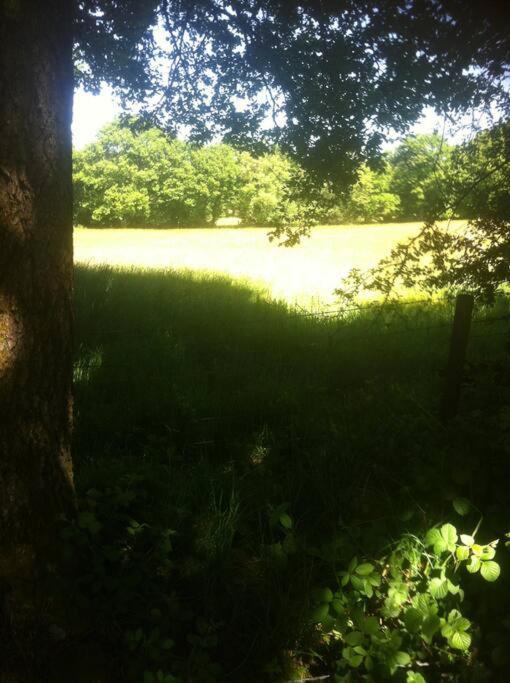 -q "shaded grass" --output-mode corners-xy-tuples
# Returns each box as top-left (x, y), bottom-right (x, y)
(72, 264), (510, 681)
(74, 264), (507, 463)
